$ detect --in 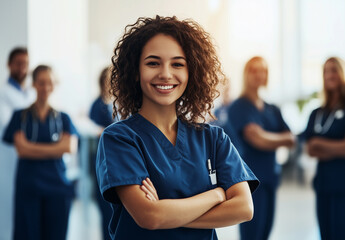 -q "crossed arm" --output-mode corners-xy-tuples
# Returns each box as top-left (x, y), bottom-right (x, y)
(14, 131), (78, 159)
(306, 137), (345, 160)
(243, 123), (295, 151)
(116, 179), (253, 230)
